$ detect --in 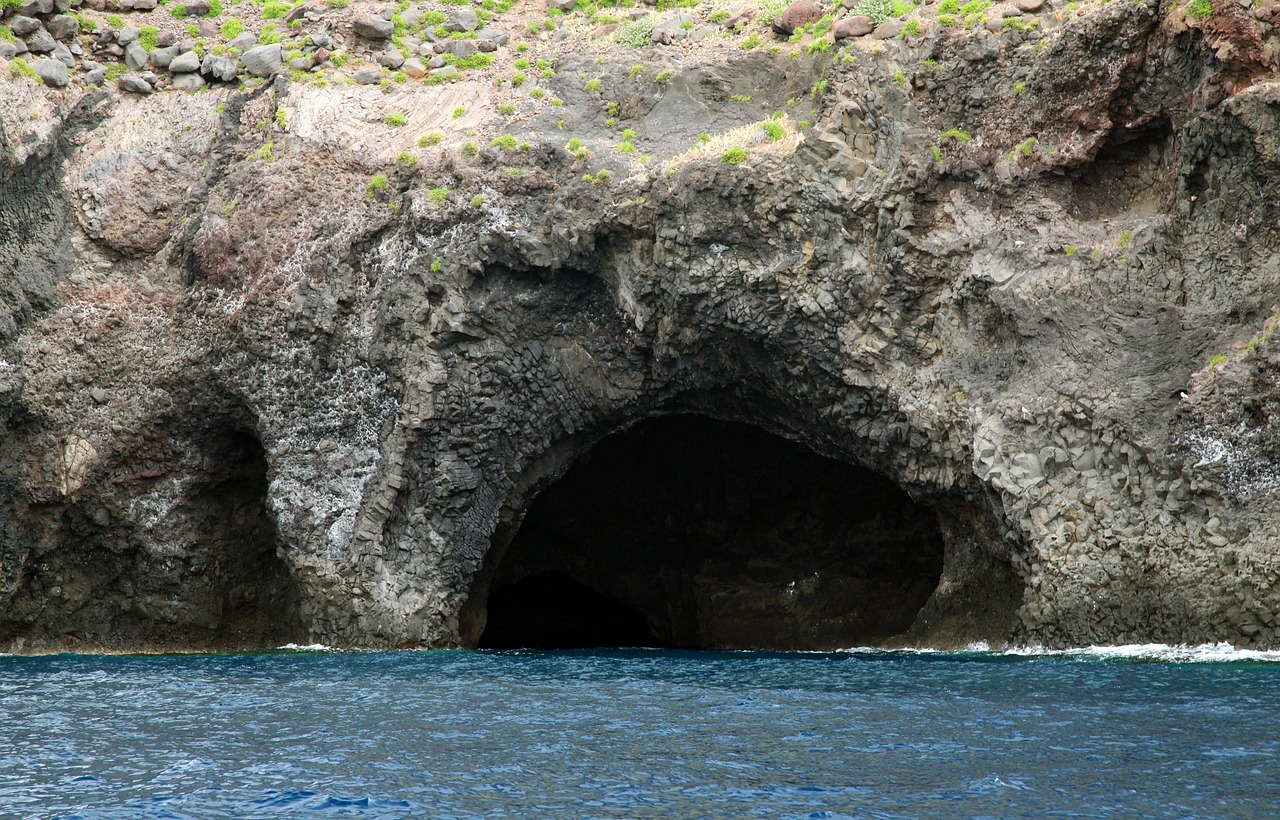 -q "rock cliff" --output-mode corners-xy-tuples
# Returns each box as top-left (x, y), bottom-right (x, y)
(4, 0), (1280, 652)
